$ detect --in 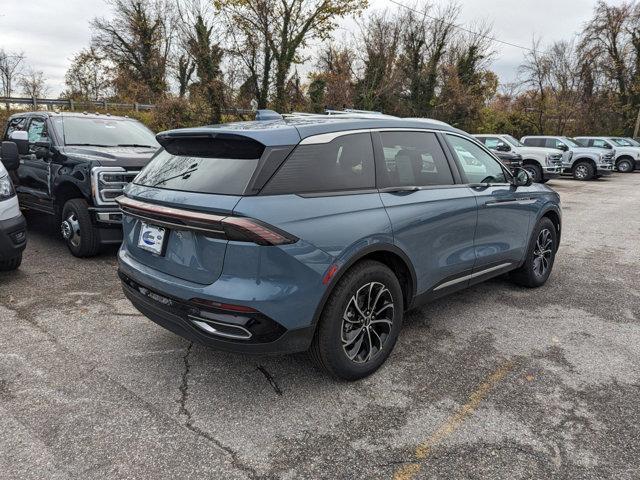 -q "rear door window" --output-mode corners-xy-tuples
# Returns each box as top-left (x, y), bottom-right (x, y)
(377, 131), (454, 187)
(262, 133), (375, 194)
